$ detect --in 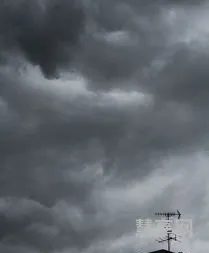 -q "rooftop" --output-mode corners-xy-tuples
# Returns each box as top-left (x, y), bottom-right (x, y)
(148, 250), (175, 253)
